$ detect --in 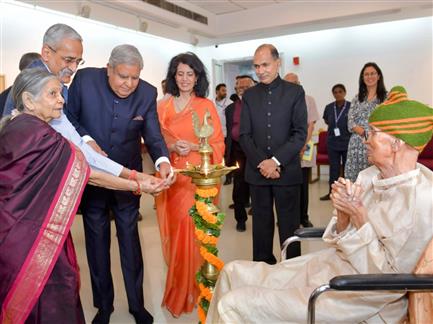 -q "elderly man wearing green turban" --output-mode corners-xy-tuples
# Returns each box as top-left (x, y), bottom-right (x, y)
(206, 86), (433, 324)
